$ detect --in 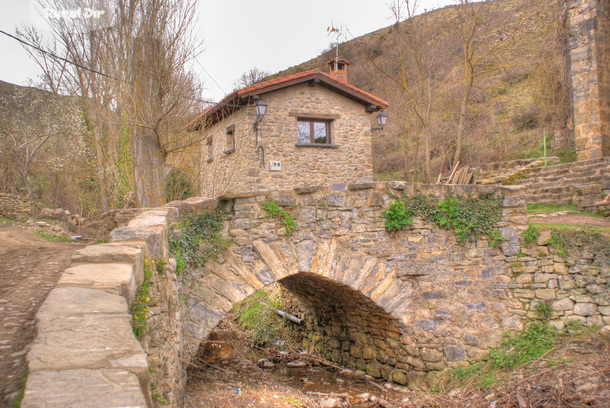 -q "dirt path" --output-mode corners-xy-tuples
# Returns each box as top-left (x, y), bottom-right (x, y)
(0, 222), (84, 408)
